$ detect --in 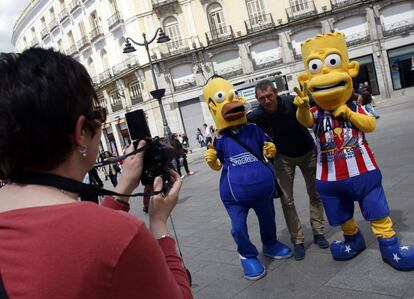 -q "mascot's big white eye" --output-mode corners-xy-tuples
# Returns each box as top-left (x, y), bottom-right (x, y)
(325, 54), (341, 68)
(308, 59), (323, 73)
(214, 91), (226, 102)
(230, 89), (240, 99)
